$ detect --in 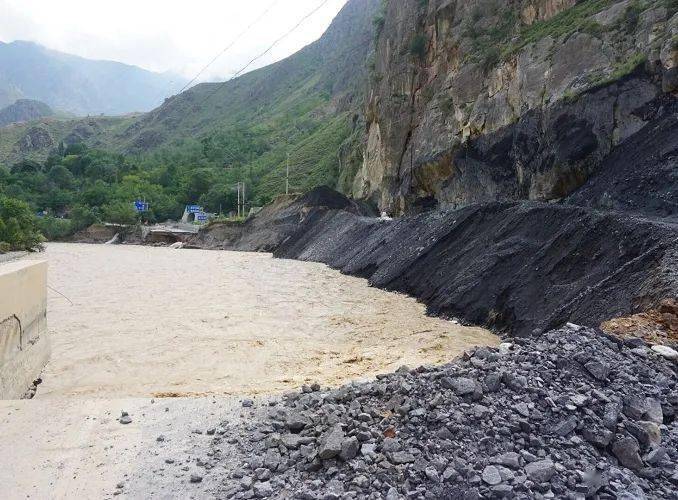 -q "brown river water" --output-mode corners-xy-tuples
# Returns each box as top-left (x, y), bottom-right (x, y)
(27, 243), (499, 399)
